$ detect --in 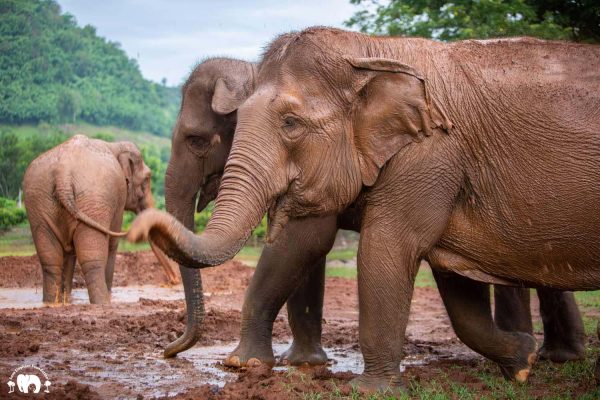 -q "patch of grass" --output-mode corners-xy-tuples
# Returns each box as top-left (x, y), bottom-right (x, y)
(574, 290), (600, 308)
(327, 248), (357, 262)
(0, 222), (35, 256)
(415, 266), (436, 288)
(326, 267), (357, 279)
